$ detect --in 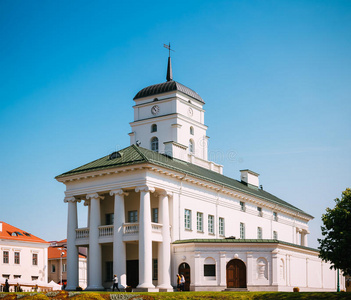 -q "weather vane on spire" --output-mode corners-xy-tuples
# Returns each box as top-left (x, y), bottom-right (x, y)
(163, 42), (174, 81)
(163, 42), (175, 58)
